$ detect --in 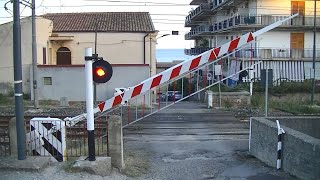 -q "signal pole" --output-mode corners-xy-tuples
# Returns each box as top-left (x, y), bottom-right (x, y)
(32, 0), (39, 108)
(85, 48), (96, 161)
(13, 0), (26, 160)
